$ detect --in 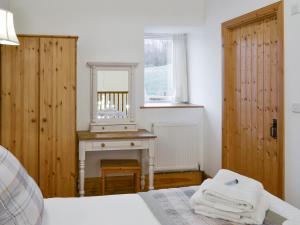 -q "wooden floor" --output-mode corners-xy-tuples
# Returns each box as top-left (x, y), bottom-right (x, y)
(85, 171), (203, 196)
